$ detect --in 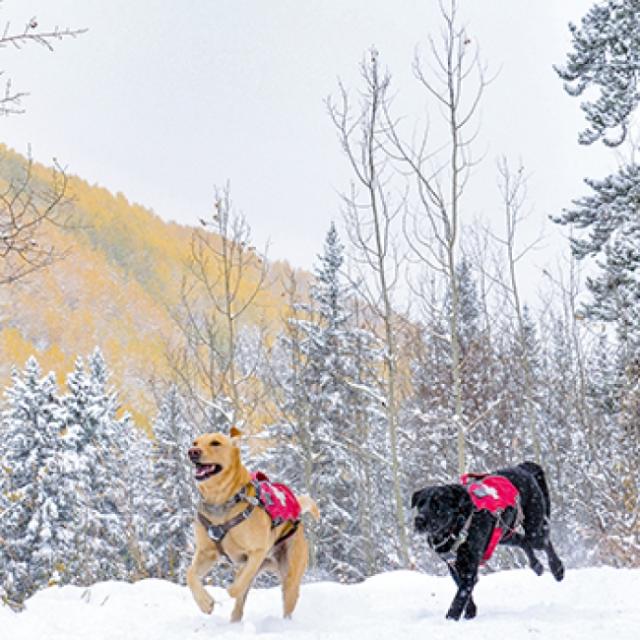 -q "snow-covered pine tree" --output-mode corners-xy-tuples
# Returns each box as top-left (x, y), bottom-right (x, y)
(259, 224), (390, 581)
(145, 385), (196, 582)
(554, 0), (640, 147)
(0, 358), (75, 604)
(580, 329), (640, 565)
(552, 168), (640, 533)
(555, 3), (640, 558)
(61, 349), (130, 583)
(346, 297), (393, 576)
(119, 411), (152, 580)
(290, 224), (365, 580)
(511, 305), (544, 459)
(417, 259), (501, 472)
(533, 312), (582, 564)
(449, 258), (502, 469)
(555, 1), (640, 419)
(255, 268), (313, 502)
(555, 165), (640, 343)
(400, 317), (455, 493)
